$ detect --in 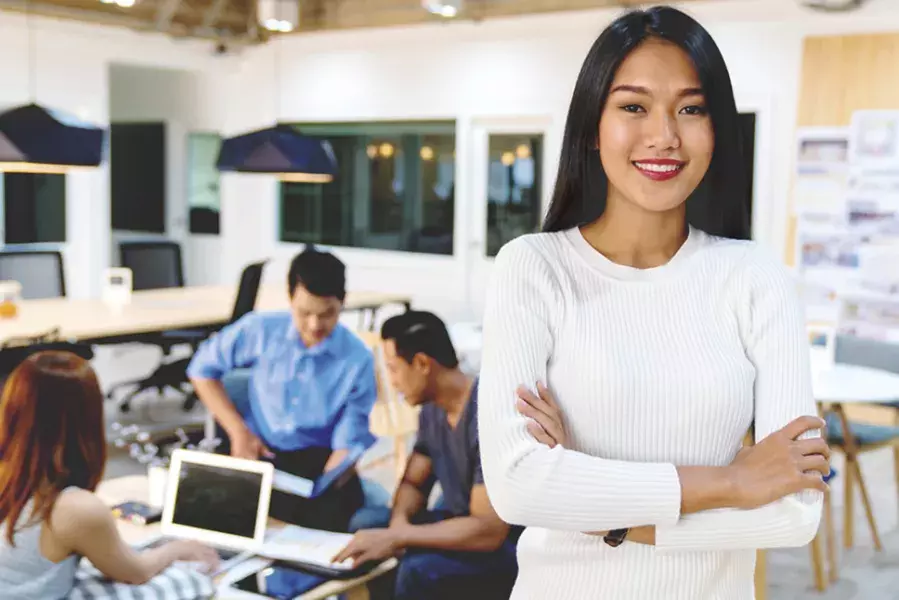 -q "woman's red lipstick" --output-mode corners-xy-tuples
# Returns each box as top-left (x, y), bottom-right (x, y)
(632, 158), (685, 182)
